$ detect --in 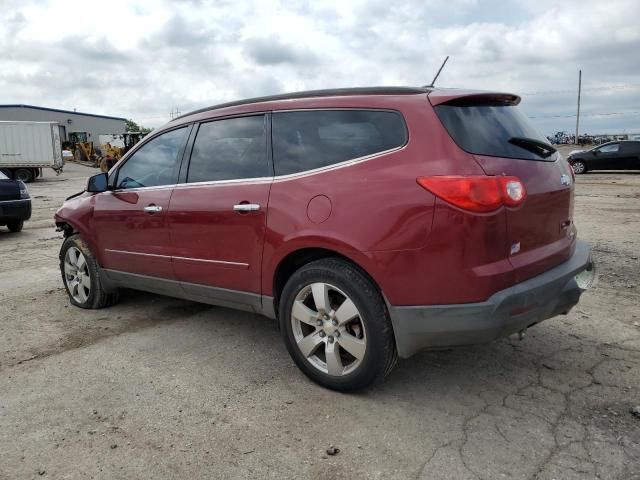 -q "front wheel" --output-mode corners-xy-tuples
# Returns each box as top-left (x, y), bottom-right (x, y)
(279, 258), (397, 391)
(59, 234), (119, 309)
